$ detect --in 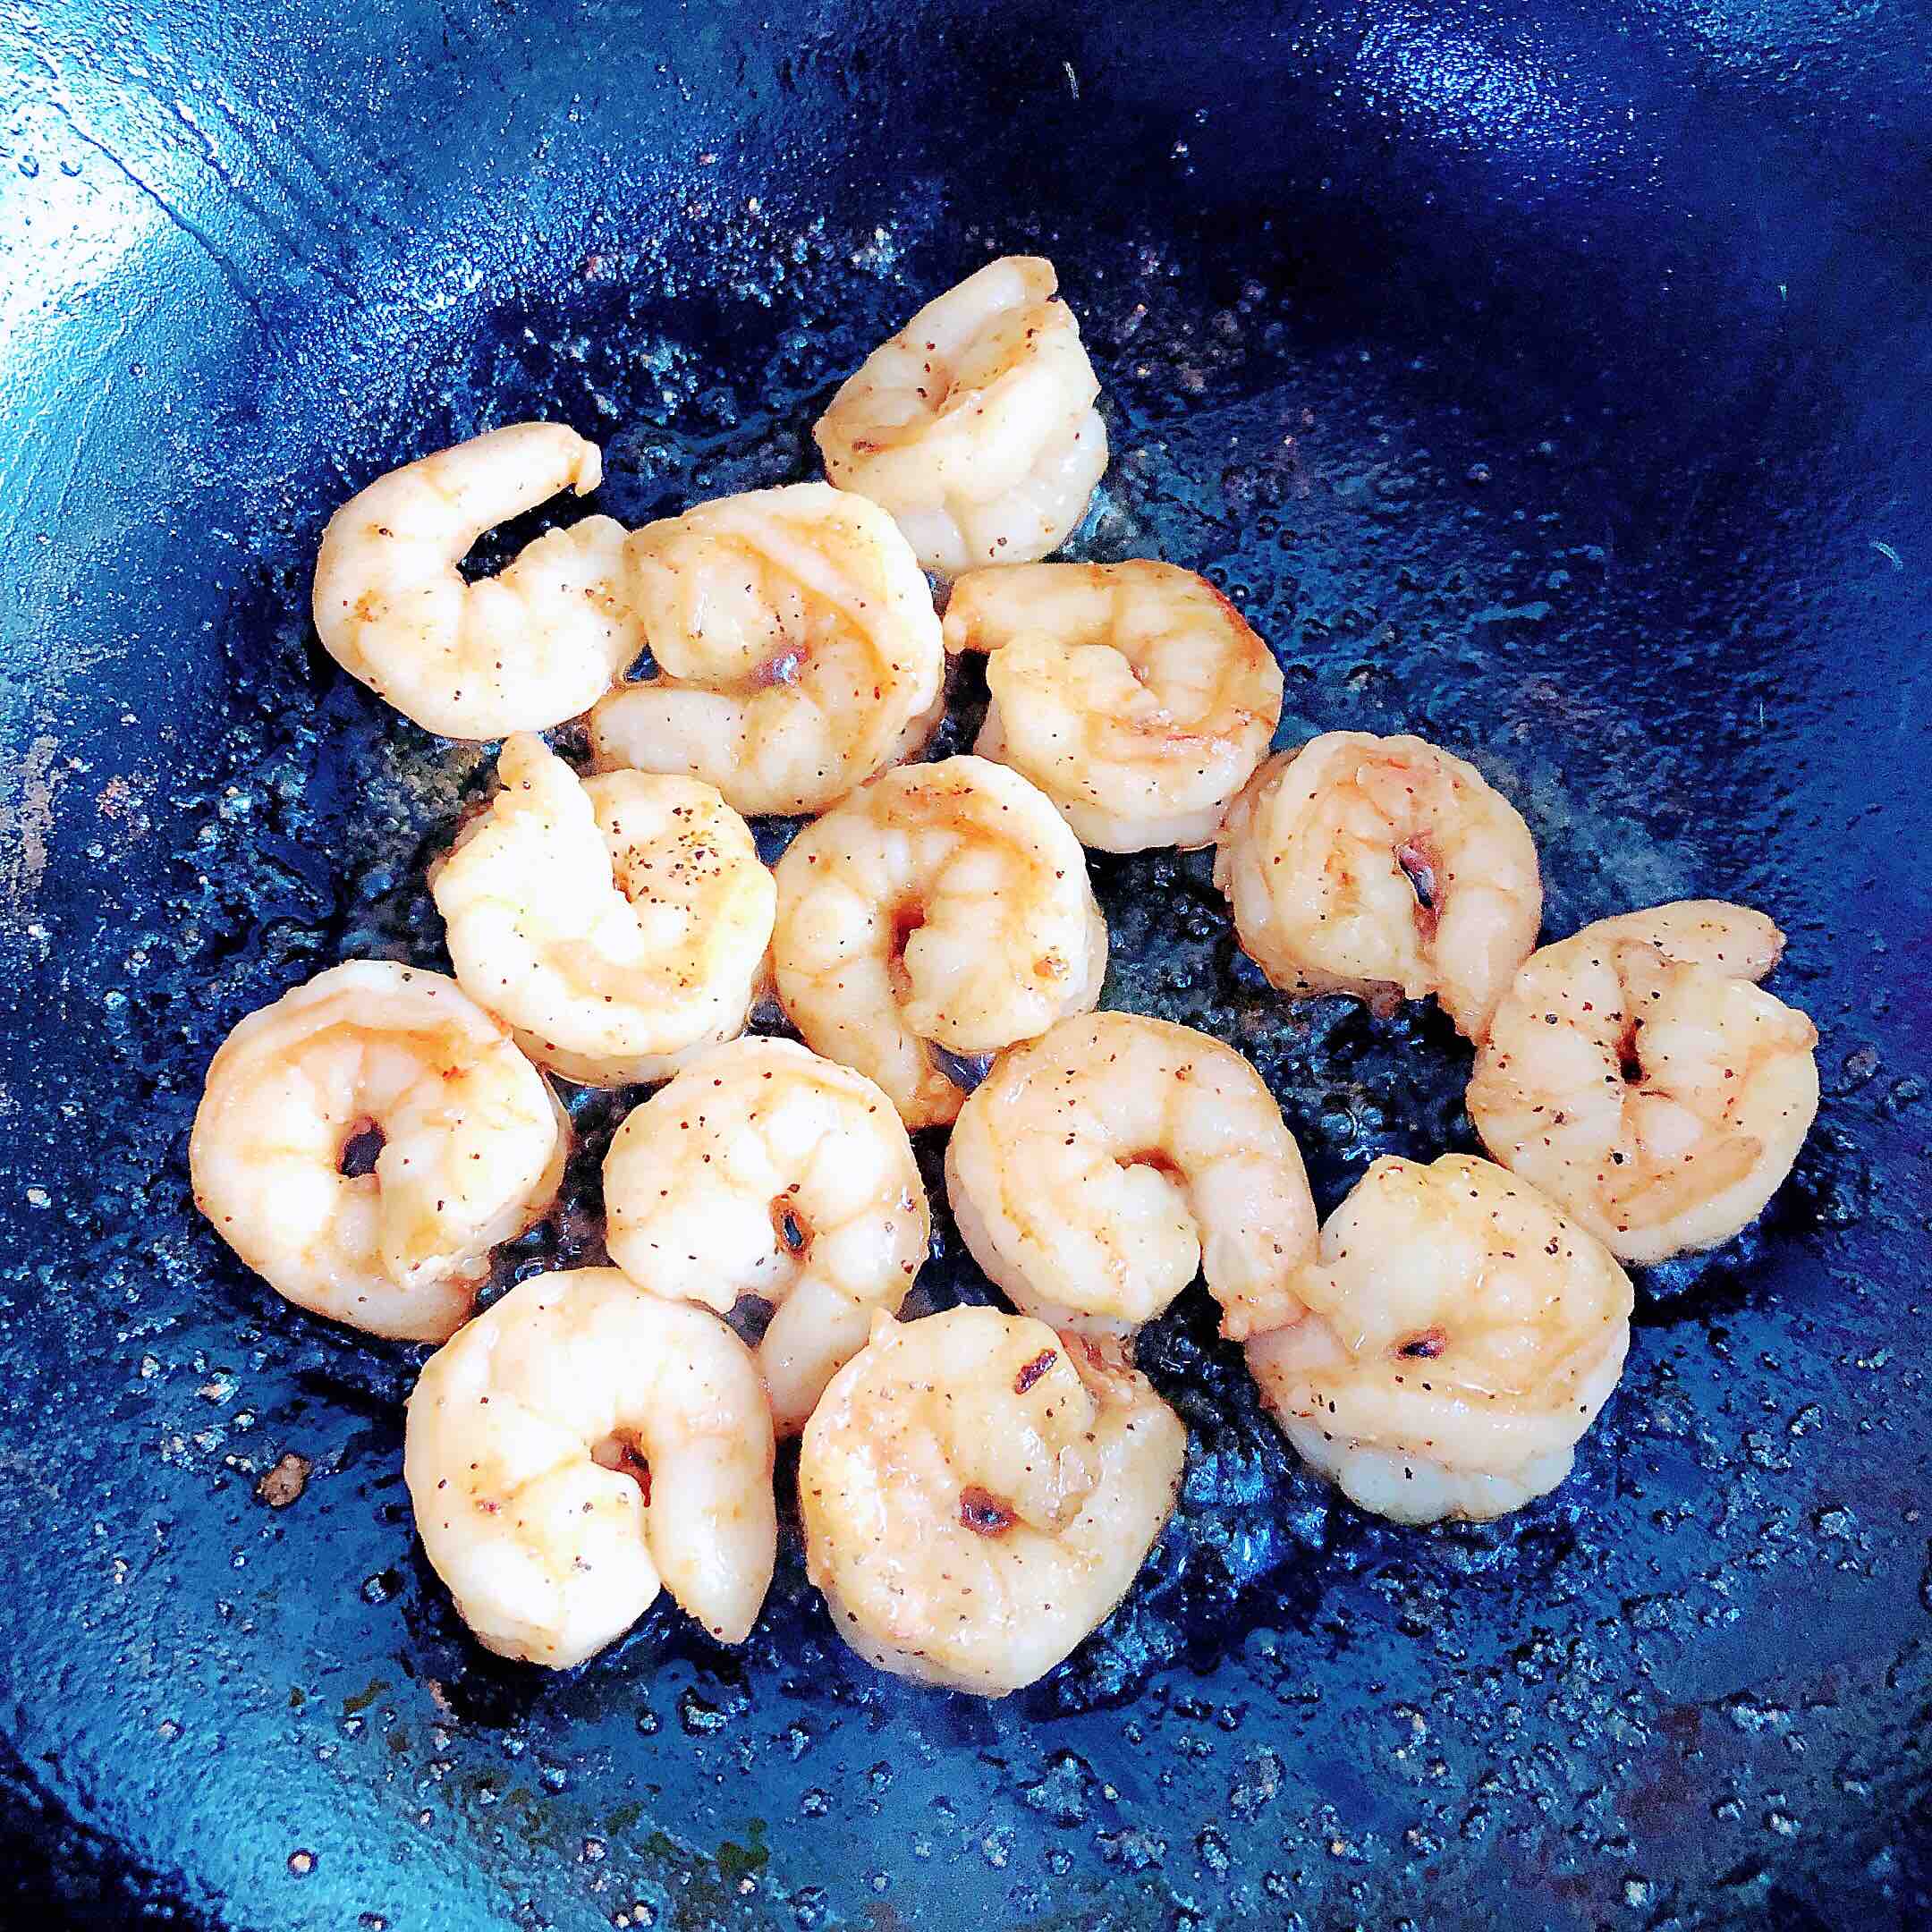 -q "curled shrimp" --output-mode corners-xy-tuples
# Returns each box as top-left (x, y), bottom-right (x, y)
(404, 1268), (777, 1667)
(1214, 731), (1543, 1041)
(604, 1038), (930, 1435)
(1244, 1154), (1633, 1524)
(814, 257), (1108, 577)
(312, 424), (639, 739)
(800, 1307), (1185, 1695)
(944, 562), (1284, 852)
(946, 1013), (1317, 1339)
(430, 734), (774, 1087)
(1466, 901), (1820, 1262)
(190, 961), (567, 1342)
(771, 755), (1107, 1129)
(585, 483), (945, 817)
